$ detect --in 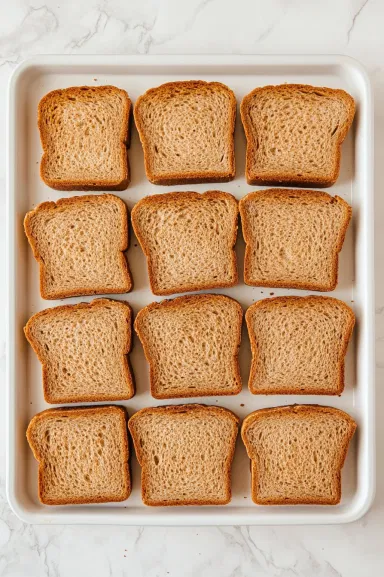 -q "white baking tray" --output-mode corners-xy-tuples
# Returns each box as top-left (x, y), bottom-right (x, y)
(6, 55), (374, 525)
